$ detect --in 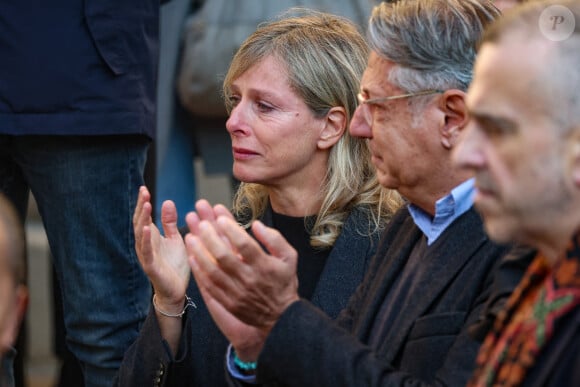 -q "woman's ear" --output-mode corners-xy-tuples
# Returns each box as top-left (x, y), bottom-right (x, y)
(318, 107), (347, 150)
(439, 90), (468, 150)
